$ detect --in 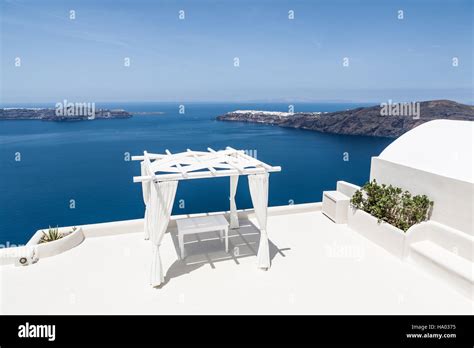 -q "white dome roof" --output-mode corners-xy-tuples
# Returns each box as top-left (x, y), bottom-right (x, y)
(379, 120), (474, 183)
